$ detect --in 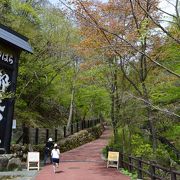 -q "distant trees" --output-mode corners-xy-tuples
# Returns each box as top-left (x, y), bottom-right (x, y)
(0, 0), (112, 128)
(64, 0), (180, 163)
